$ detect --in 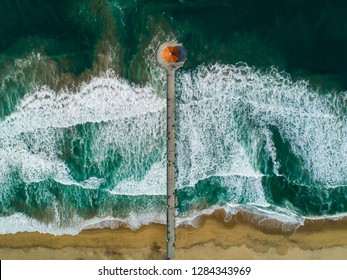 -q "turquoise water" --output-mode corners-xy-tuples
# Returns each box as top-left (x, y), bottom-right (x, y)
(0, 0), (347, 234)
